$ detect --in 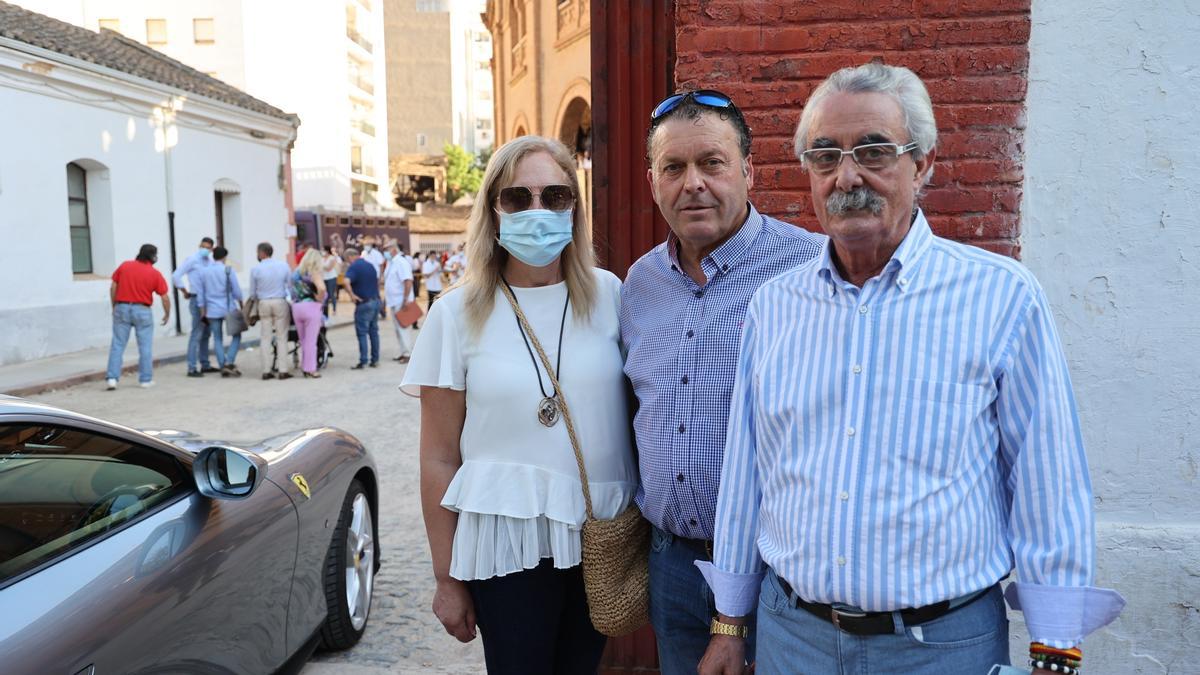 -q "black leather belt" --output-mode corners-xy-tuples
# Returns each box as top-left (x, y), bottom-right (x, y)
(675, 536), (714, 560)
(776, 576), (988, 636)
(116, 301), (151, 307)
